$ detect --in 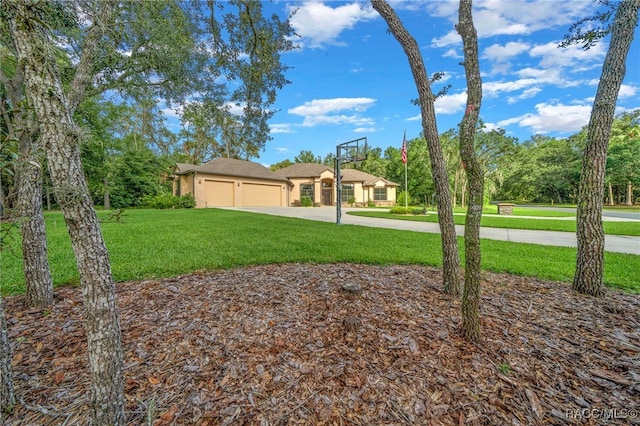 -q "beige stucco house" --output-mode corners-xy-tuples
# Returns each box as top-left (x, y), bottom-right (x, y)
(173, 158), (291, 208)
(173, 158), (398, 208)
(274, 163), (398, 207)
